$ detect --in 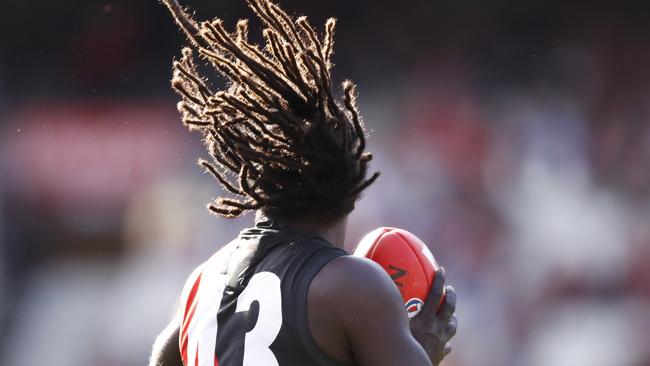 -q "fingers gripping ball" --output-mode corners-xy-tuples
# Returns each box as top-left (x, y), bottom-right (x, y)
(354, 227), (444, 318)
